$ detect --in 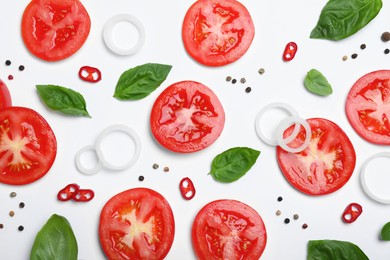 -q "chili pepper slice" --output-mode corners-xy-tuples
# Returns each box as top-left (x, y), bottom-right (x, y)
(179, 177), (196, 200)
(78, 66), (102, 83)
(342, 203), (363, 223)
(72, 189), (95, 202)
(57, 183), (80, 201)
(282, 42), (298, 61)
